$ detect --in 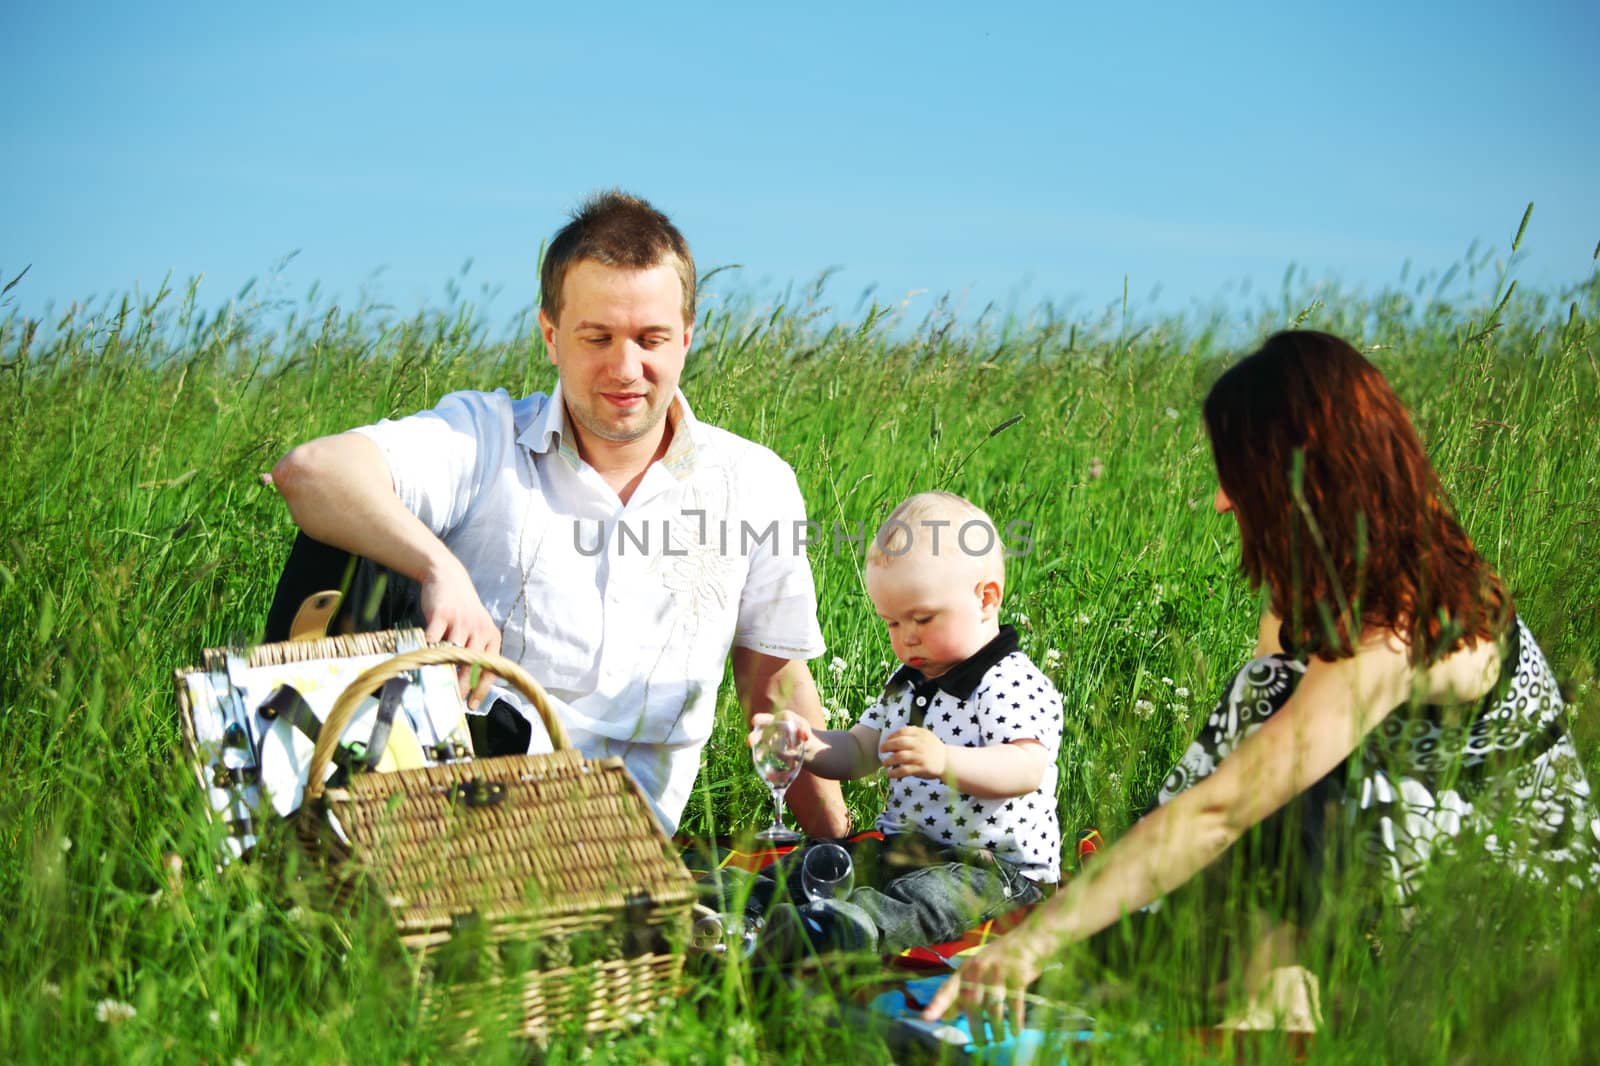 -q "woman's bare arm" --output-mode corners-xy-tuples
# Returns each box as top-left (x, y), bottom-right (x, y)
(924, 632), (1415, 1023)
